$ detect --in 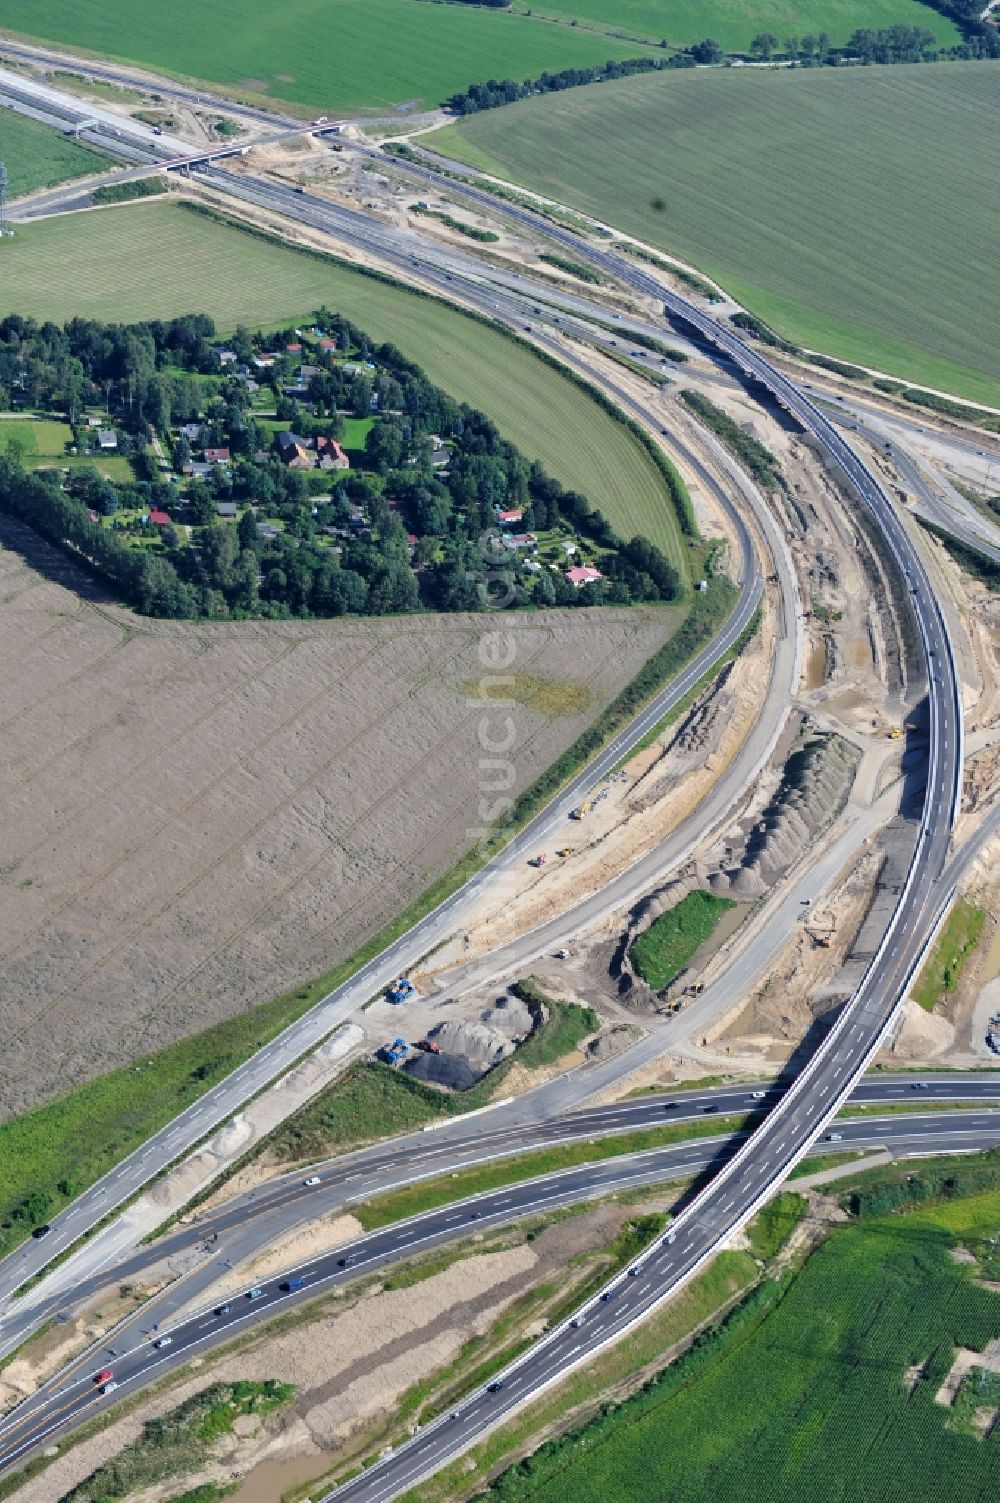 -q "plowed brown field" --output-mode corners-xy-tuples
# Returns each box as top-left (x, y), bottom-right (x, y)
(0, 519), (676, 1118)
